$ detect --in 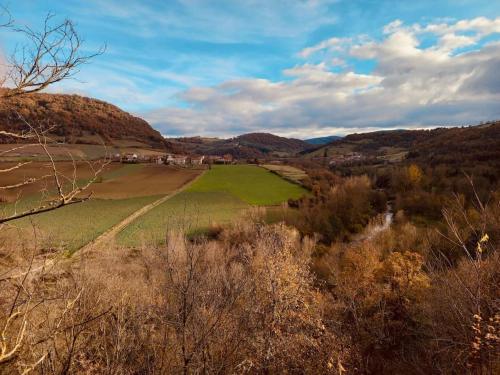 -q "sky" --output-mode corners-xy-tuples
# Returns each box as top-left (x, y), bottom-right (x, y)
(1, 0), (500, 139)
